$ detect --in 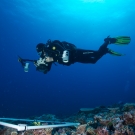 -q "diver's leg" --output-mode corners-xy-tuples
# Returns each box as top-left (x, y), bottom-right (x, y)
(74, 49), (103, 64)
(74, 42), (109, 64)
